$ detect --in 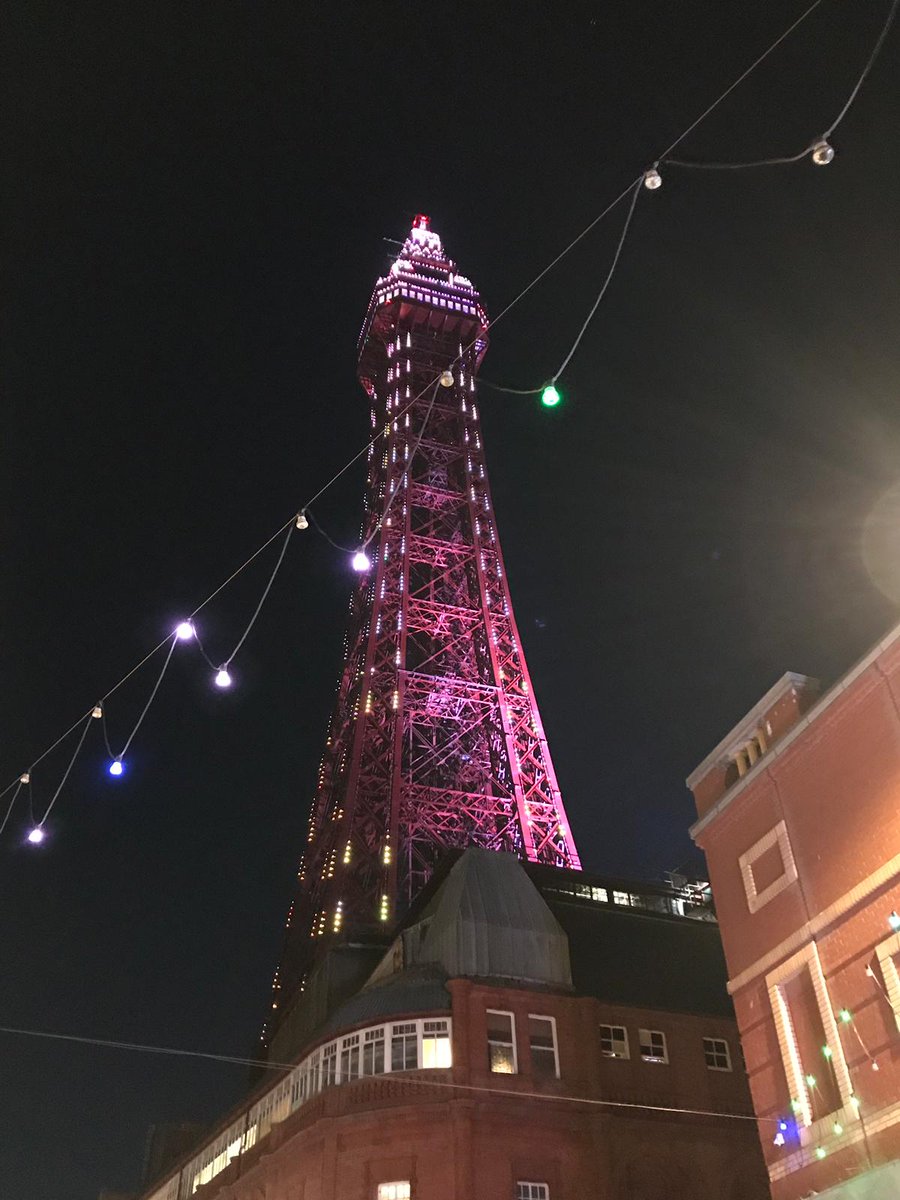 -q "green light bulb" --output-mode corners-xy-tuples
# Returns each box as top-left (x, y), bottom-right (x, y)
(822, 1046), (833, 1059)
(816, 1147), (827, 1160)
(833, 1122), (843, 1135)
(541, 384), (561, 408)
(805, 1074), (817, 1088)
(839, 1009), (852, 1023)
